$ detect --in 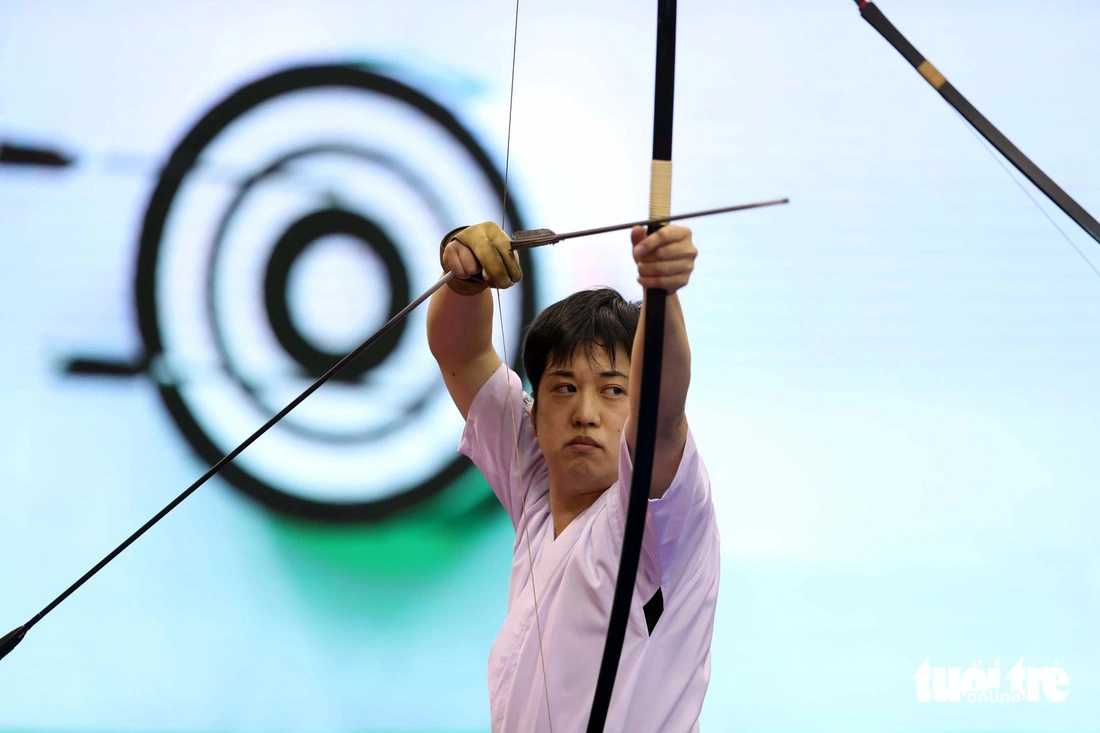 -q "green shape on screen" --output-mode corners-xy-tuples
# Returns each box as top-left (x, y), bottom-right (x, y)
(266, 465), (504, 579)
